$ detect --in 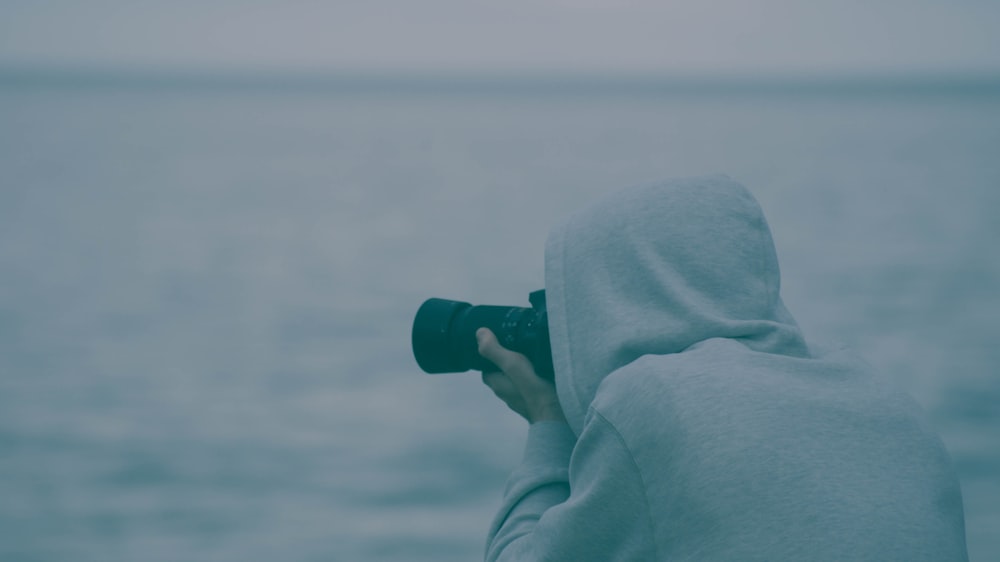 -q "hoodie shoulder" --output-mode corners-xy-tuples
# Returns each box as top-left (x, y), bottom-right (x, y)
(583, 342), (969, 561)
